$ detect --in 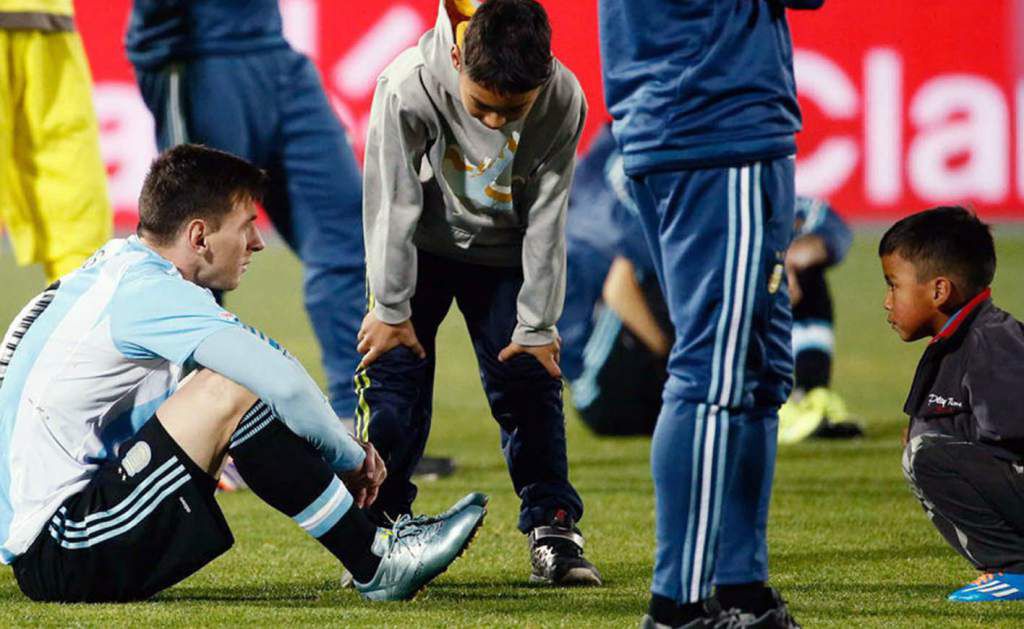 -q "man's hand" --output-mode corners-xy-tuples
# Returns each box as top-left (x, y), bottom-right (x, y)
(340, 440), (387, 508)
(498, 338), (562, 379)
(357, 312), (426, 368)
